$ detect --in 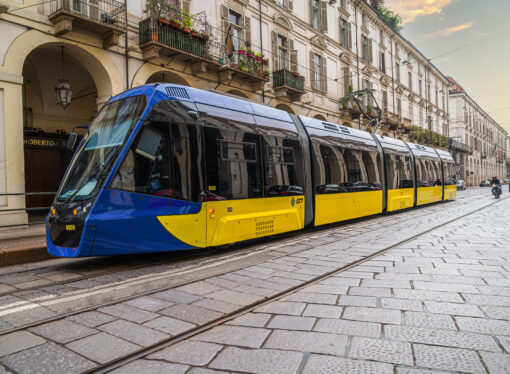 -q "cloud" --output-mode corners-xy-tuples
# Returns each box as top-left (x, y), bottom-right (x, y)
(421, 21), (475, 40)
(384, 0), (460, 23)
